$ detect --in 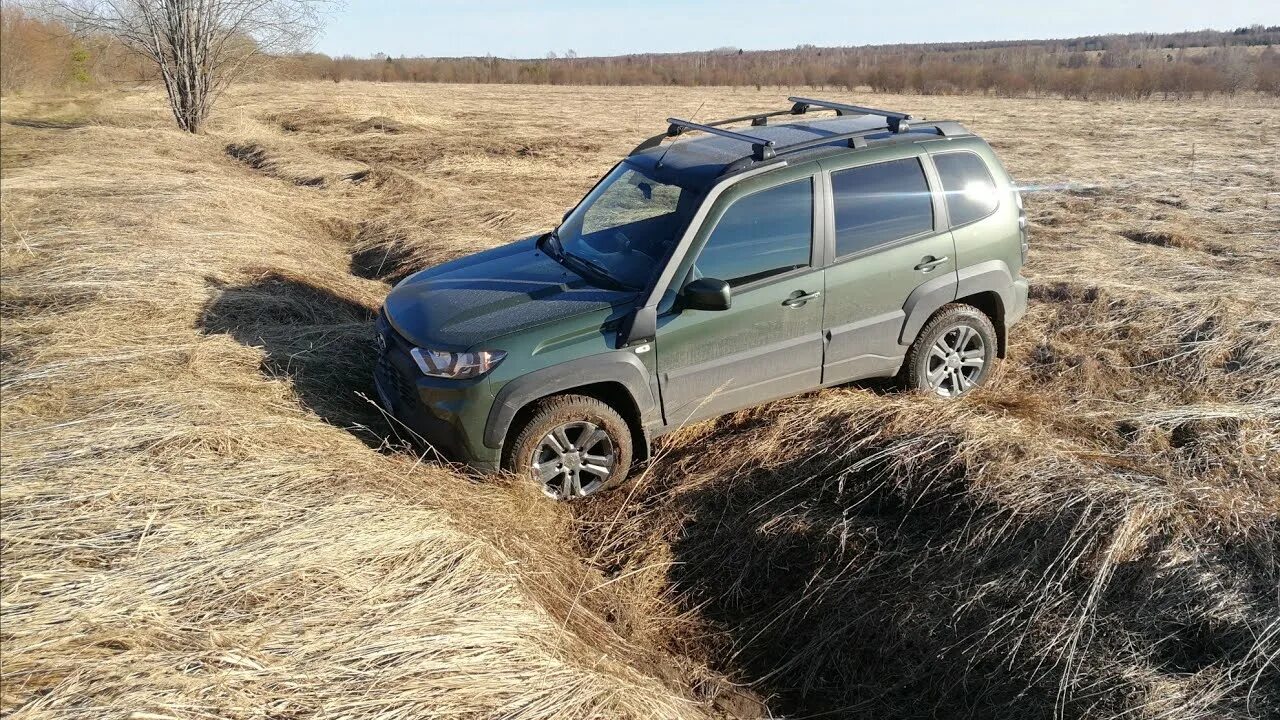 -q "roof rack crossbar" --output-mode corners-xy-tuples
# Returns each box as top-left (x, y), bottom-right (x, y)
(629, 108), (801, 156)
(787, 96), (913, 133)
(665, 117), (776, 160)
